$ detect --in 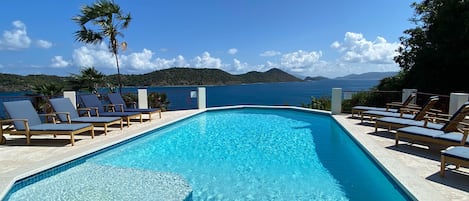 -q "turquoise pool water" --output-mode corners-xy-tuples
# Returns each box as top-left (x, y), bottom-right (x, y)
(5, 108), (411, 201)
